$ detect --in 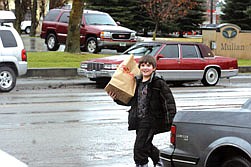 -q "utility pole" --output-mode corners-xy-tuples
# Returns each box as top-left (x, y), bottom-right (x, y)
(210, 0), (213, 24)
